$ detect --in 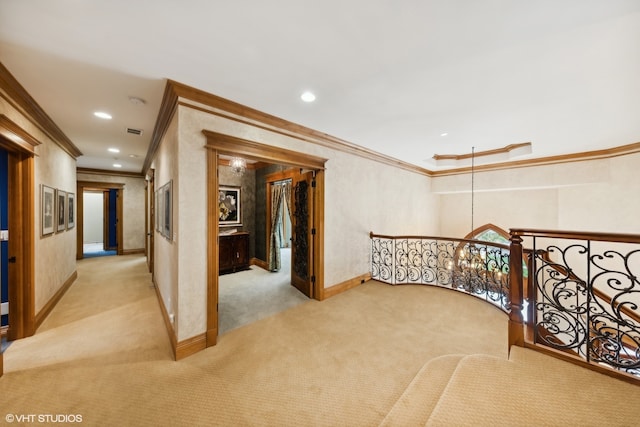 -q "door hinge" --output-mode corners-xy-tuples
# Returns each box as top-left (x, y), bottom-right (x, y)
(311, 275), (316, 283)
(311, 179), (316, 188)
(311, 228), (316, 235)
